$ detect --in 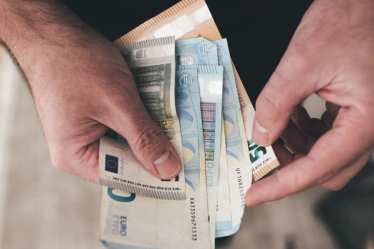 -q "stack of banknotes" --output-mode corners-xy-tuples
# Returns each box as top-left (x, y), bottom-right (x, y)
(98, 1), (279, 249)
